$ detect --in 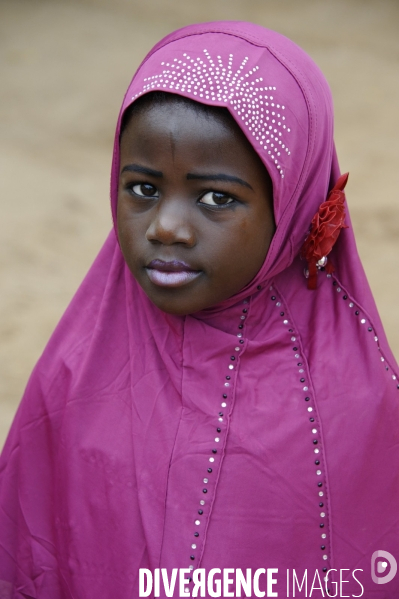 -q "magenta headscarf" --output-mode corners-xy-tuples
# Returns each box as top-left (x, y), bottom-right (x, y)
(1, 22), (398, 598)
